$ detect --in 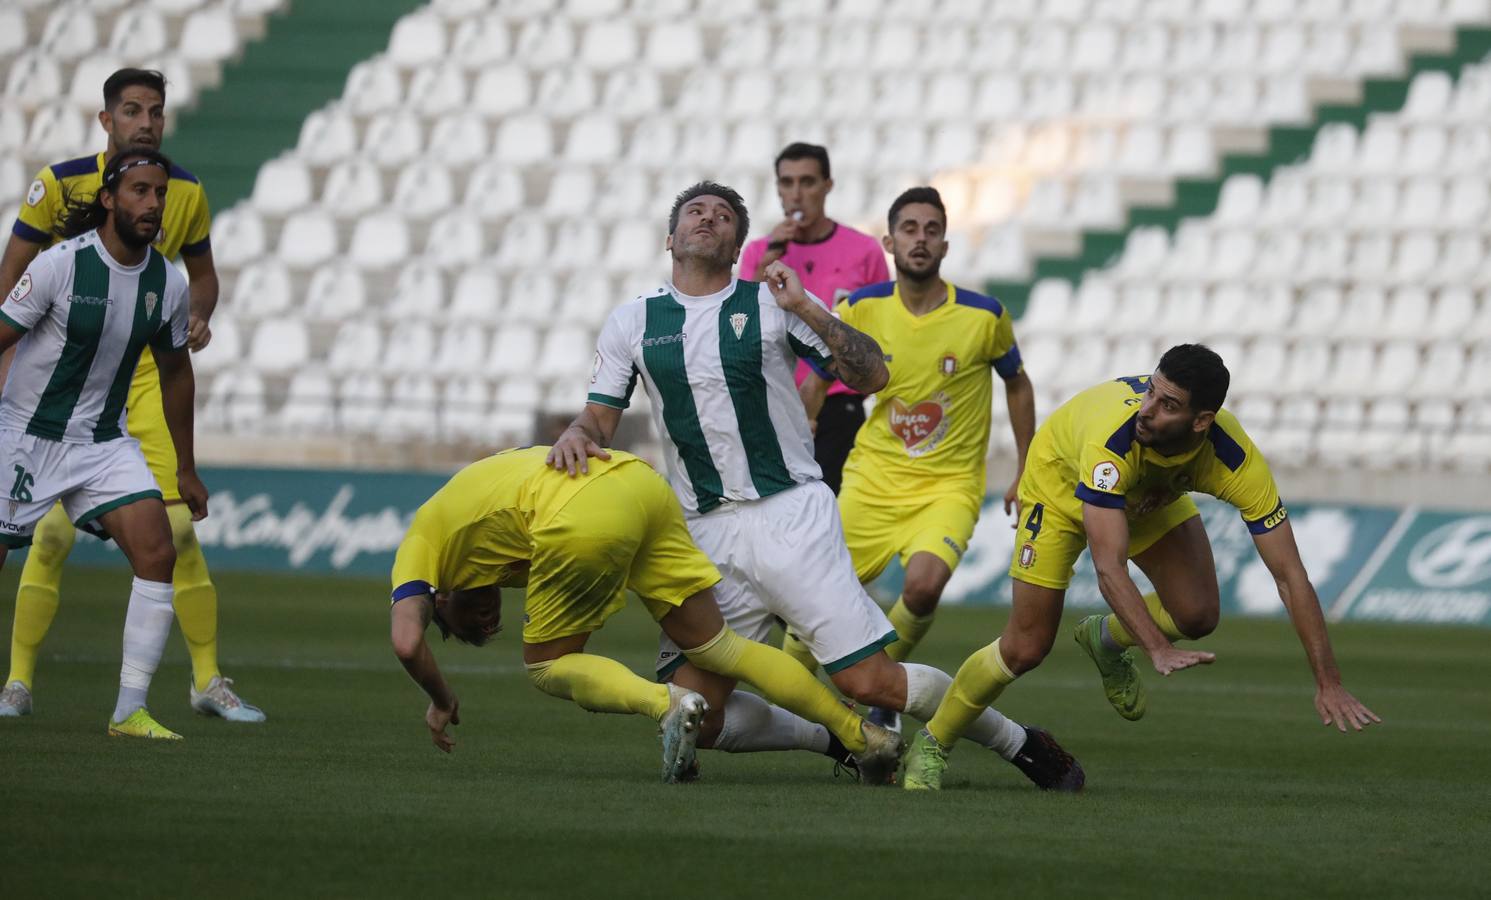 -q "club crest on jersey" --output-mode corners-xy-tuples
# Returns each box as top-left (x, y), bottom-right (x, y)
(939, 353), (957, 376)
(1018, 542), (1037, 568)
(590, 351), (602, 384)
(144, 291), (159, 318)
(729, 312), (749, 340)
(26, 179), (46, 208)
(1092, 461), (1120, 491)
